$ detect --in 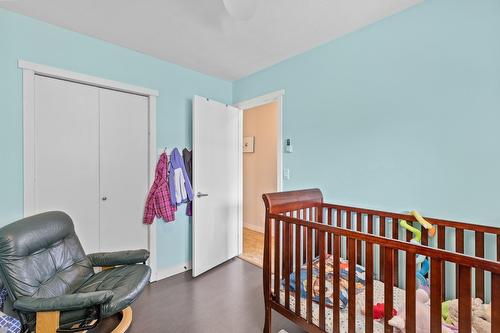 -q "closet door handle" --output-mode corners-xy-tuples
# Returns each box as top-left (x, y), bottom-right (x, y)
(101, 197), (108, 201)
(196, 192), (208, 198)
